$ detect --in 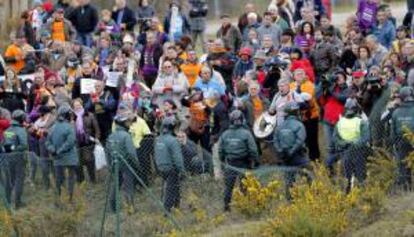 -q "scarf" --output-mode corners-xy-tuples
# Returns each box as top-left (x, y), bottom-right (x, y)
(75, 109), (86, 143)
